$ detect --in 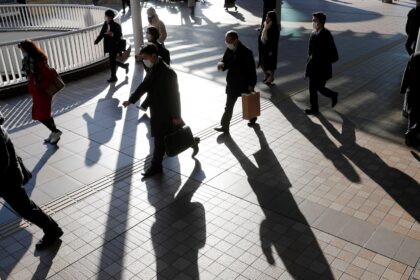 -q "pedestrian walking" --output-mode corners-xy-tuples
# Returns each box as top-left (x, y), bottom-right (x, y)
(401, 52), (420, 146)
(214, 30), (257, 133)
(122, 44), (199, 178)
(147, 7), (167, 45)
(122, 0), (130, 14)
(405, 0), (420, 55)
(94, 9), (129, 83)
(188, 0), (196, 18)
(0, 111), (63, 250)
(137, 26), (171, 112)
(258, 11), (279, 85)
(18, 40), (62, 144)
(304, 12), (339, 115)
